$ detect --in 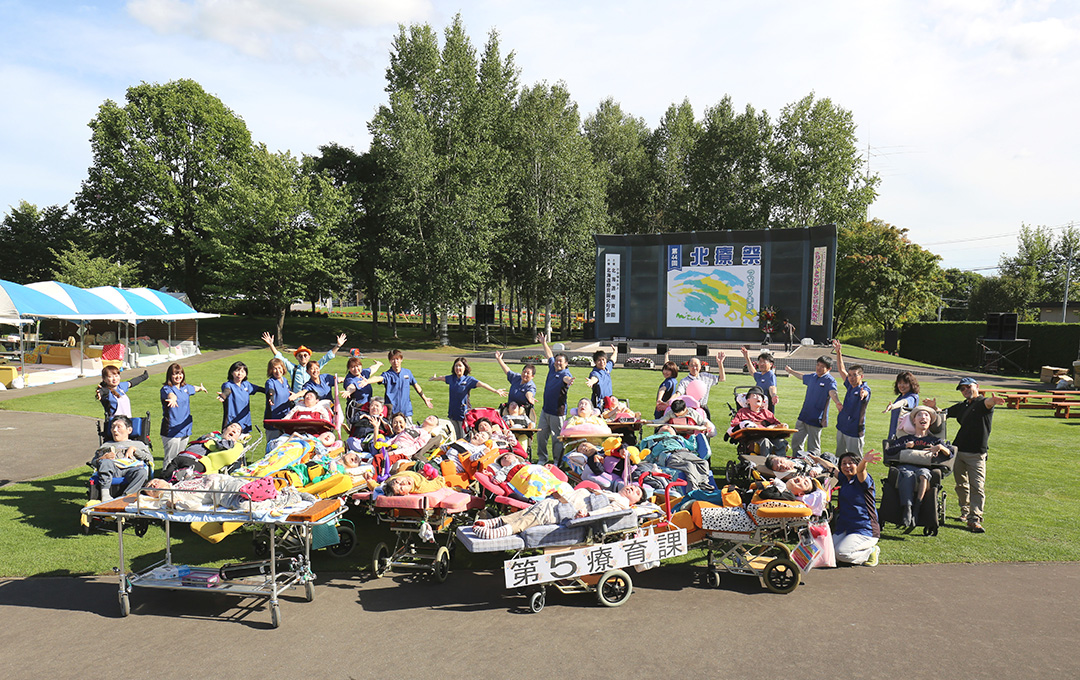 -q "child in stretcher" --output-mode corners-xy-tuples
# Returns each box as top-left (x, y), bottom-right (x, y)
(655, 398), (715, 436)
(471, 483), (646, 538)
(686, 476), (827, 532)
(161, 422), (244, 481)
(284, 390), (334, 421)
(140, 474), (309, 512)
(563, 398), (607, 428)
